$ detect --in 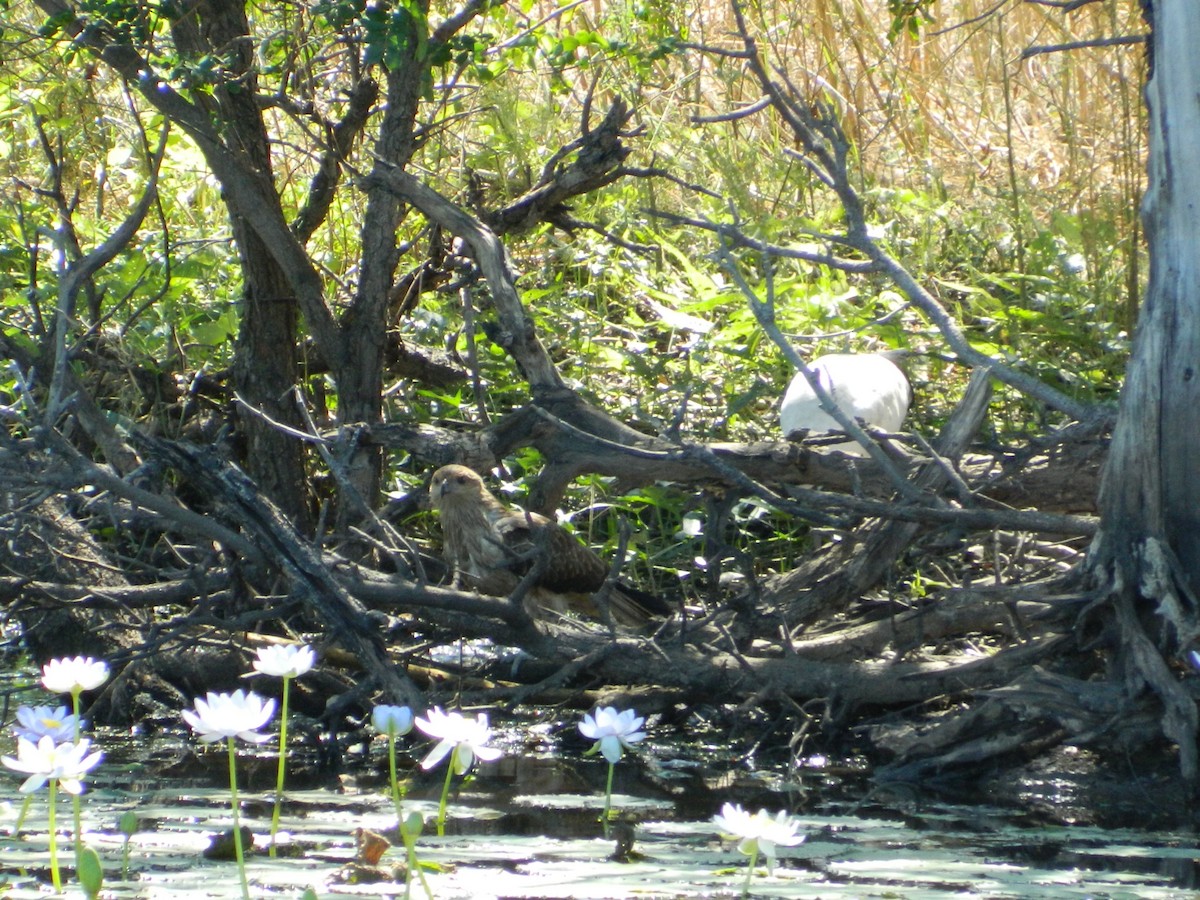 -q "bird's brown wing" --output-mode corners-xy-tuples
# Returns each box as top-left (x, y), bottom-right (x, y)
(491, 511), (674, 627)
(494, 511), (609, 594)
